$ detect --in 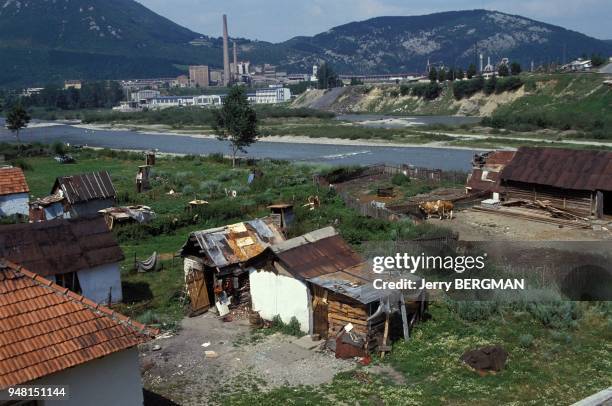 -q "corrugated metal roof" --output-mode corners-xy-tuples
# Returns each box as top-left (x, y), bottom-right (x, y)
(500, 147), (612, 192)
(0, 217), (124, 277)
(273, 229), (364, 279)
(0, 167), (29, 196)
(307, 263), (422, 305)
(180, 217), (284, 268)
(0, 260), (156, 389)
(53, 171), (117, 204)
